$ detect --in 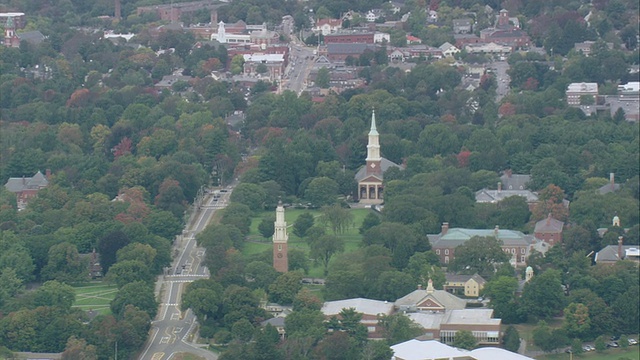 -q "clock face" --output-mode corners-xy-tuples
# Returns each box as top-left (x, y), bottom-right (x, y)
(370, 163), (376, 168)
(277, 253), (283, 258)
